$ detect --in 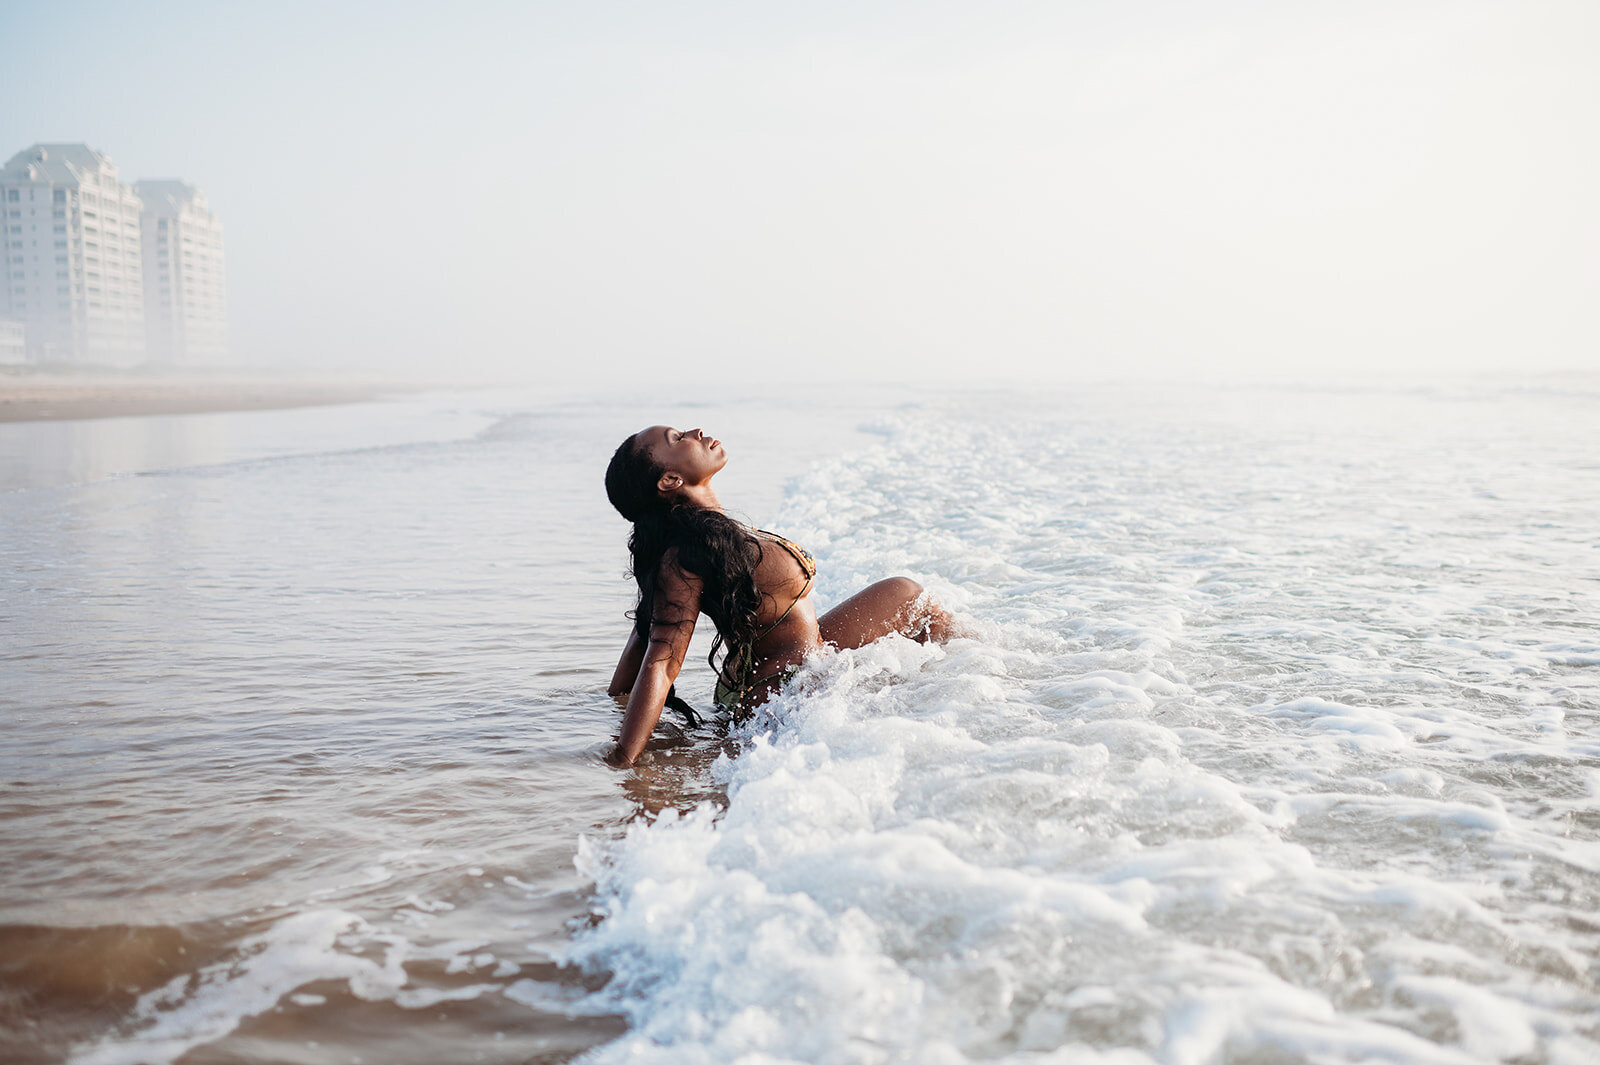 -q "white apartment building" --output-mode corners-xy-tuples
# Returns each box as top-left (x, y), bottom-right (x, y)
(1, 144), (146, 365)
(135, 180), (228, 364)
